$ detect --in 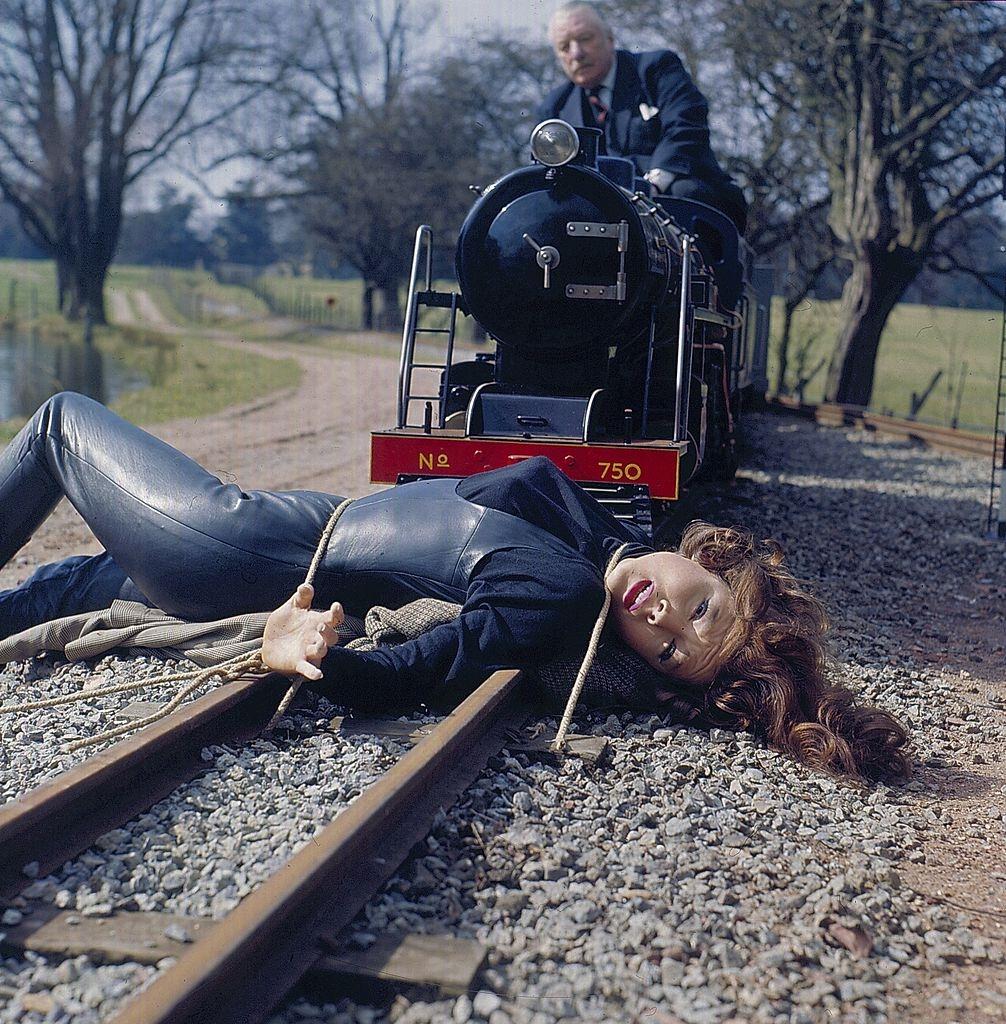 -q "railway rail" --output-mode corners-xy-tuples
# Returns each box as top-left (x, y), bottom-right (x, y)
(0, 674), (290, 898)
(0, 668), (543, 1023)
(767, 396), (1001, 458)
